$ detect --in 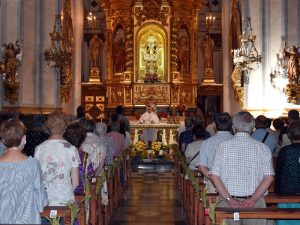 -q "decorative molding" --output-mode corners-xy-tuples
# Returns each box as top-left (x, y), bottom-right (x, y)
(134, 0), (168, 26)
(133, 83), (170, 105)
(231, 67), (244, 108)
